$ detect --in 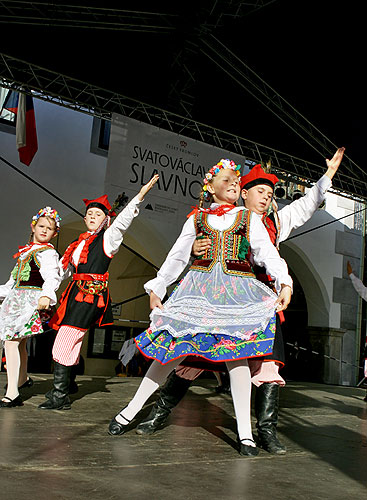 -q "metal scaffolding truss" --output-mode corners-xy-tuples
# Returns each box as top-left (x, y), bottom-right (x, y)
(0, 1), (276, 30)
(0, 52), (366, 201)
(166, 0), (276, 118)
(199, 34), (366, 181)
(0, 1), (178, 32)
